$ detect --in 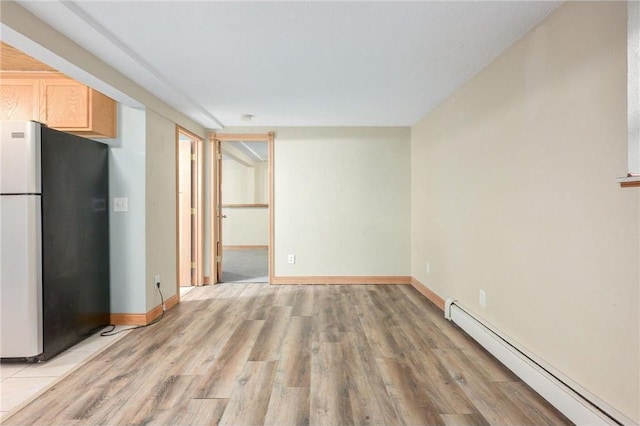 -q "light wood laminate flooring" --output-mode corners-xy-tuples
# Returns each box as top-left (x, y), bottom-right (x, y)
(3, 284), (571, 425)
